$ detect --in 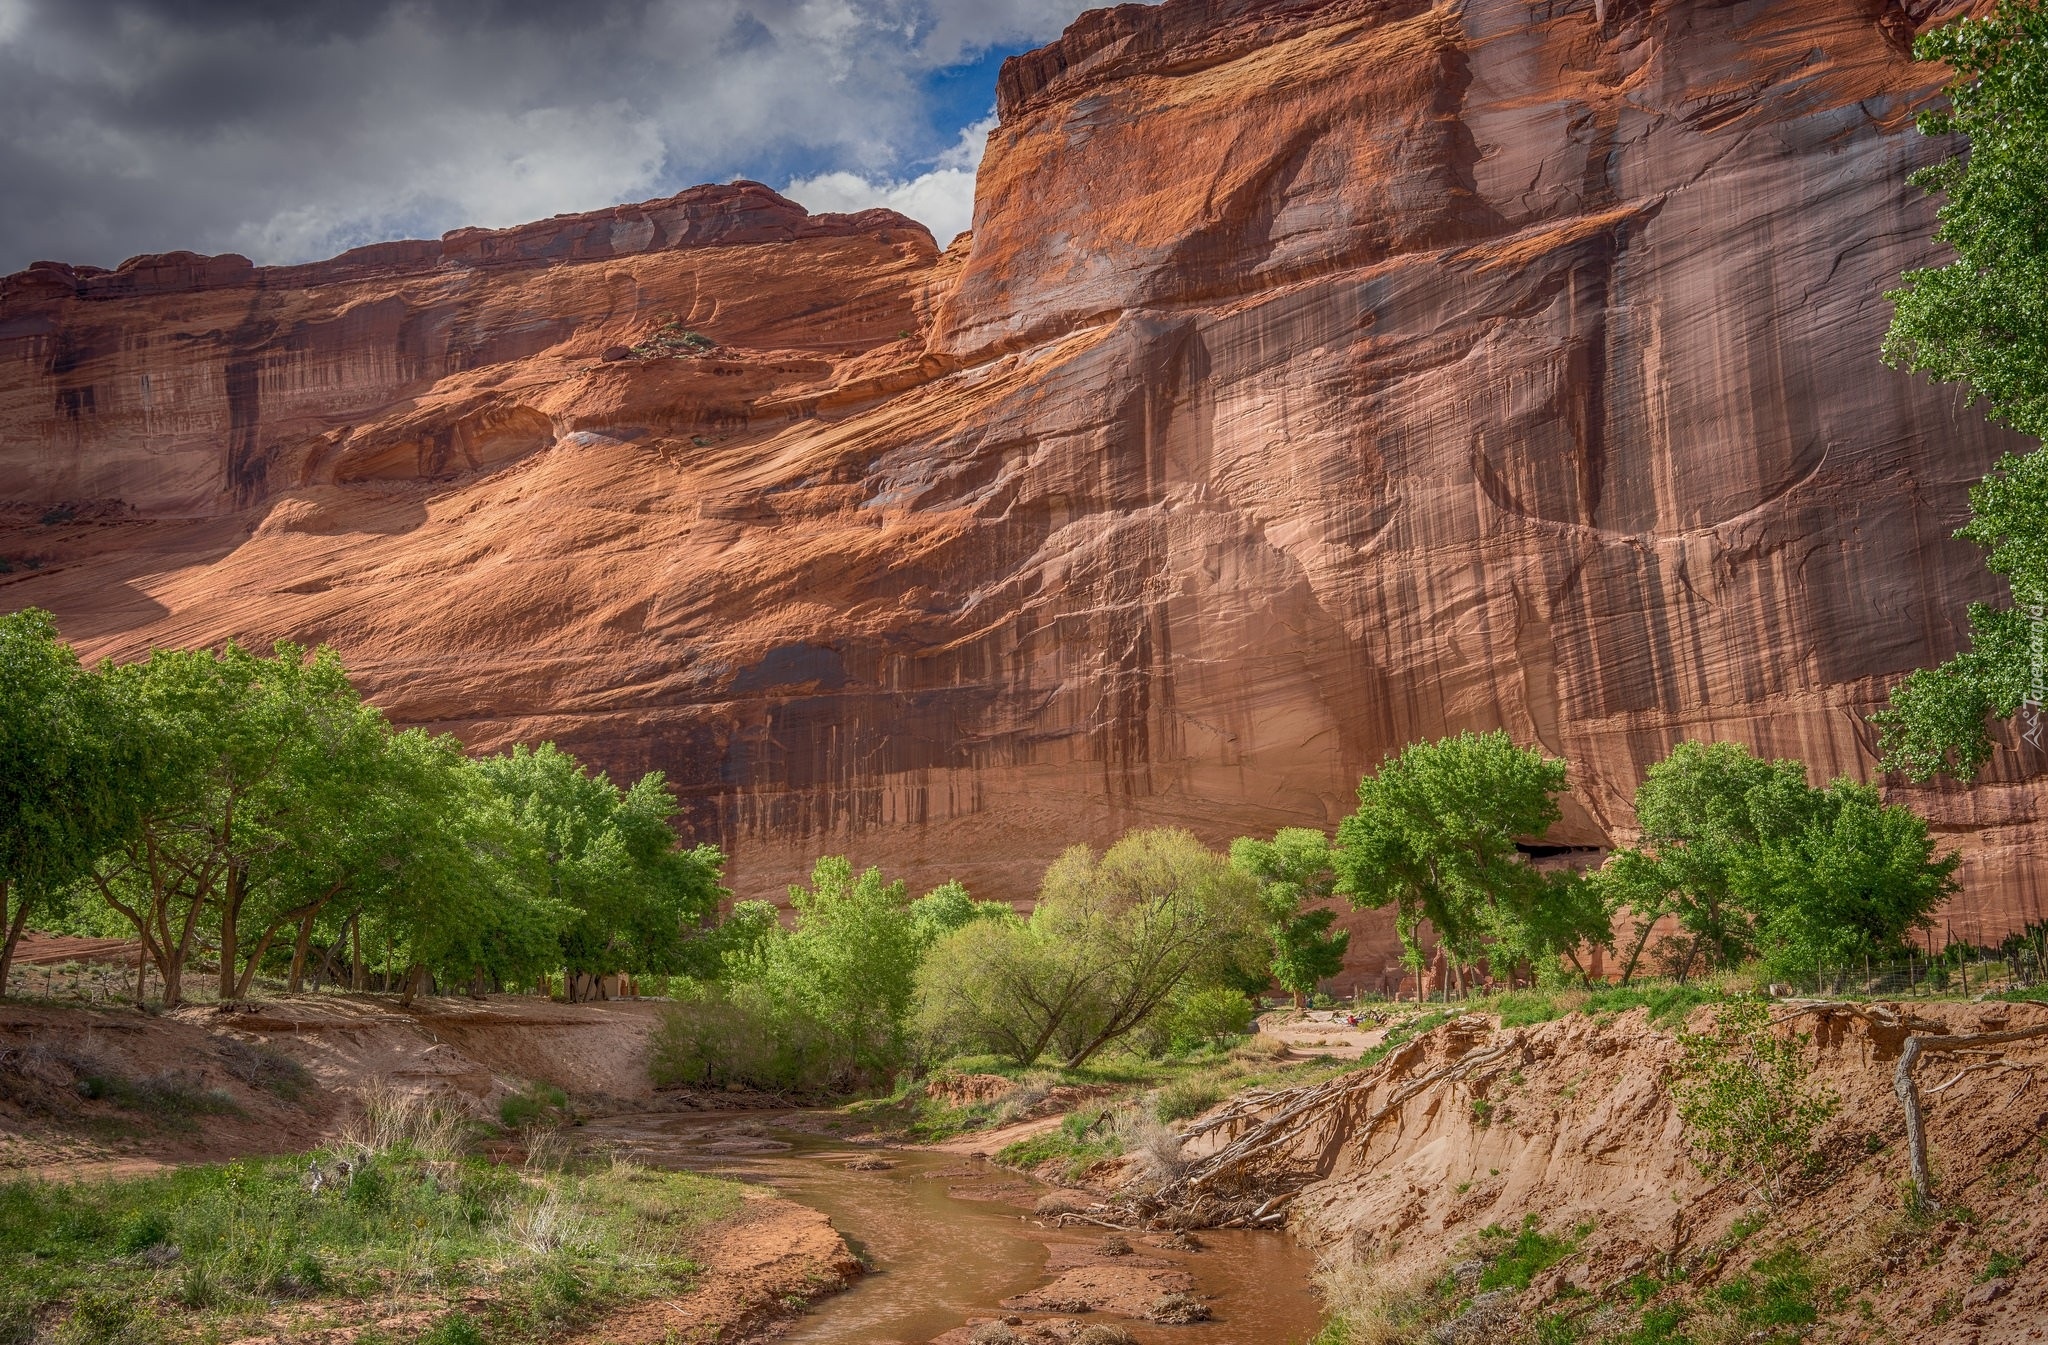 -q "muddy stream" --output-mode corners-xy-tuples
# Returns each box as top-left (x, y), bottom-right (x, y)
(583, 1112), (1324, 1345)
